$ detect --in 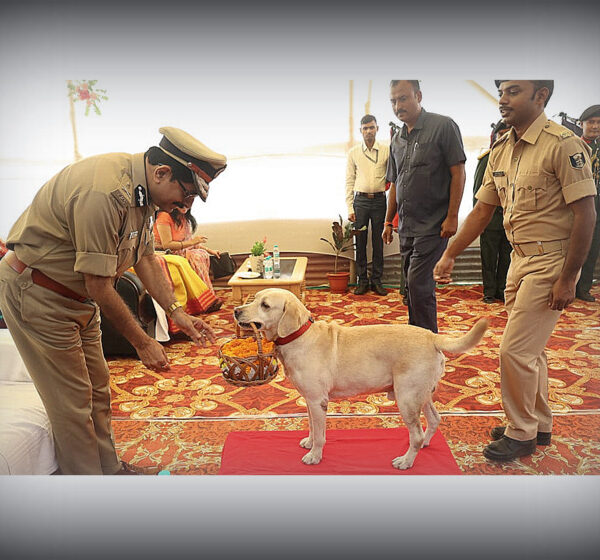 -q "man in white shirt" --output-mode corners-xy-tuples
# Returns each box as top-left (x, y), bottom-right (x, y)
(346, 115), (390, 295)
